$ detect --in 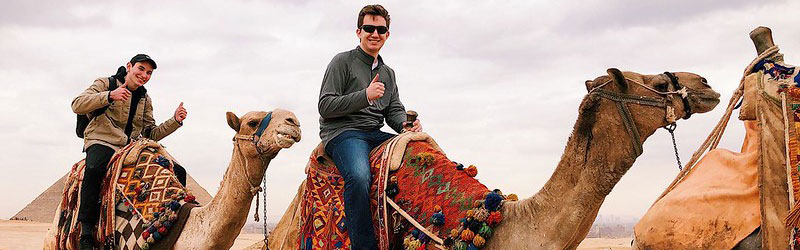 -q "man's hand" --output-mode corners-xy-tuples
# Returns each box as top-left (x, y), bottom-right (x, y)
(109, 85), (131, 102)
(174, 102), (187, 123)
(366, 73), (385, 101)
(403, 119), (422, 132)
